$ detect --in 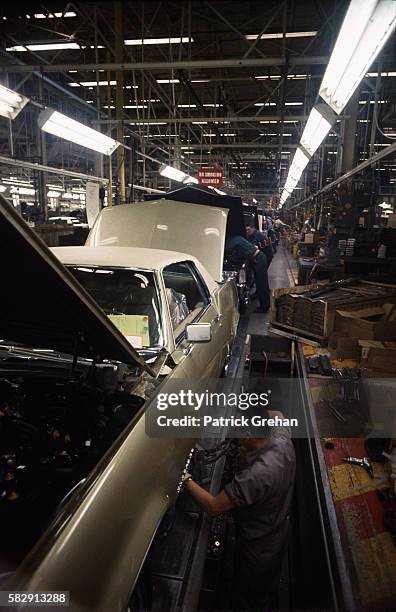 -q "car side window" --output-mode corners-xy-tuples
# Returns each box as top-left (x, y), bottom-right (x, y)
(163, 262), (209, 336)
